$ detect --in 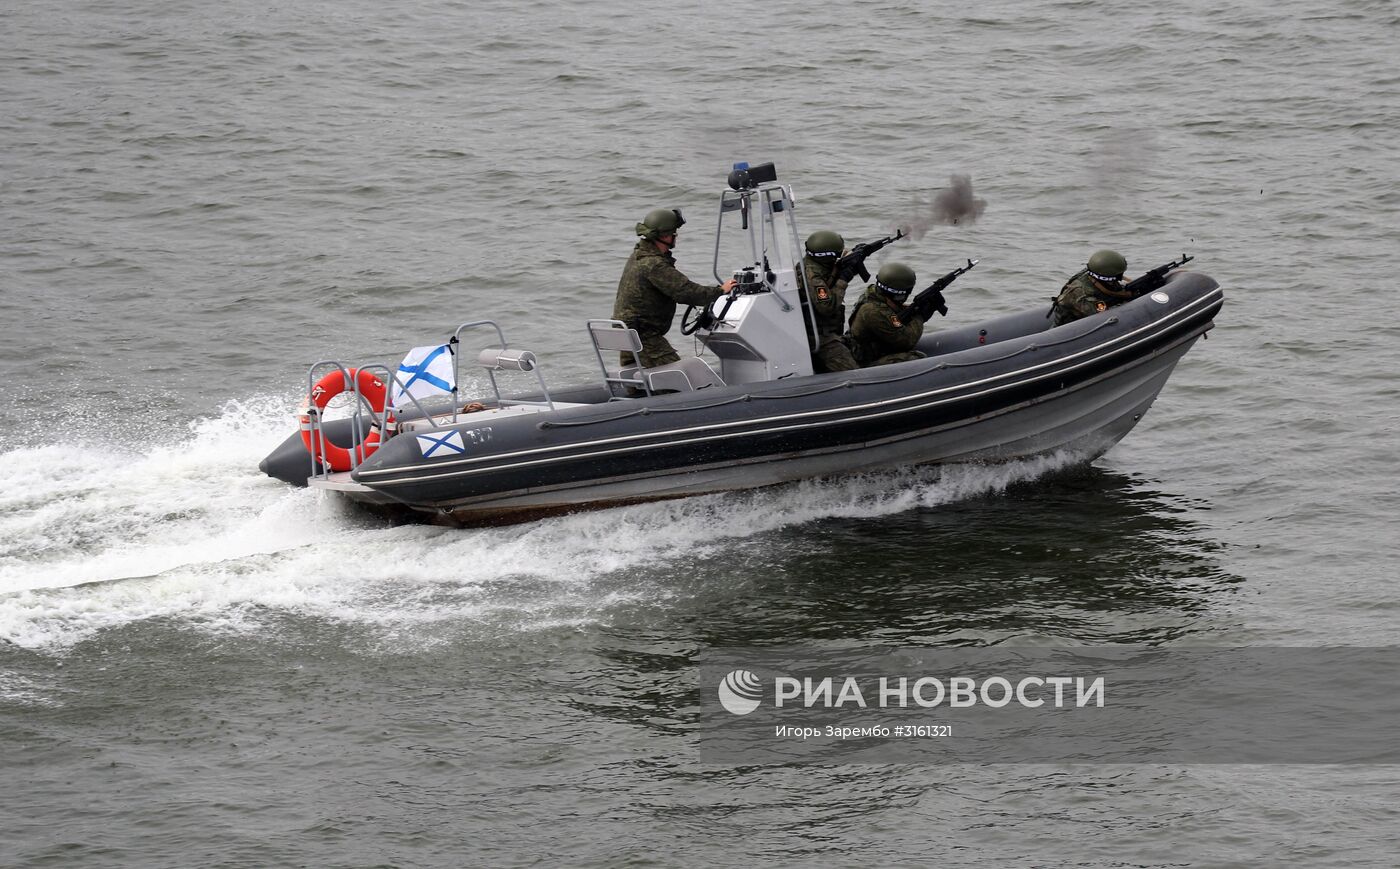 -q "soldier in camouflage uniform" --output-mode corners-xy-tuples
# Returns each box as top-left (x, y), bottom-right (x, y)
(847, 262), (928, 367)
(1050, 249), (1134, 326)
(800, 230), (860, 373)
(612, 208), (737, 368)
